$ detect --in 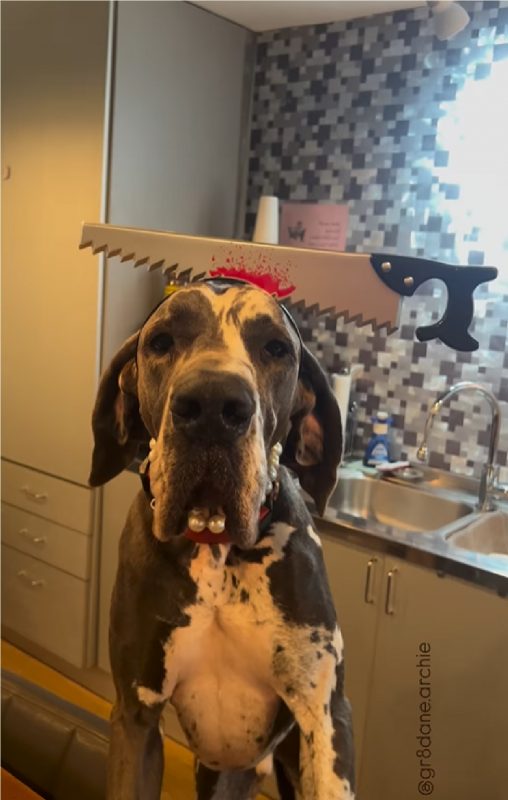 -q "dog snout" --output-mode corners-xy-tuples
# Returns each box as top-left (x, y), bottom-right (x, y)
(171, 372), (255, 442)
